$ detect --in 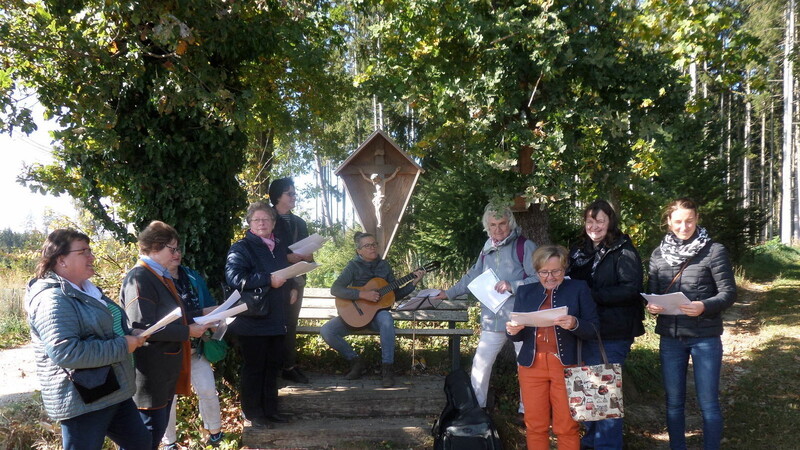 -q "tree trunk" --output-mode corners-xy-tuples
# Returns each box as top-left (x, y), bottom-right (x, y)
(315, 152), (333, 228)
(761, 109), (767, 240)
(514, 203), (551, 247)
(744, 81), (751, 210)
(781, 0), (795, 244)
